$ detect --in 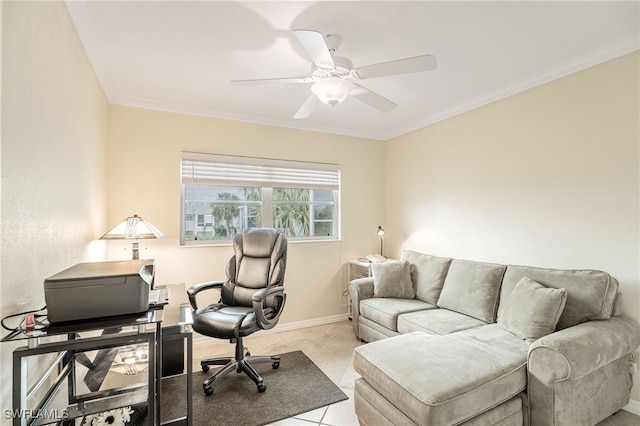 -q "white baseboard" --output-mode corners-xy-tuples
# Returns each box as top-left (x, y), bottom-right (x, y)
(192, 313), (349, 345)
(623, 398), (640, 416)
(268, 314), (350, 333)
